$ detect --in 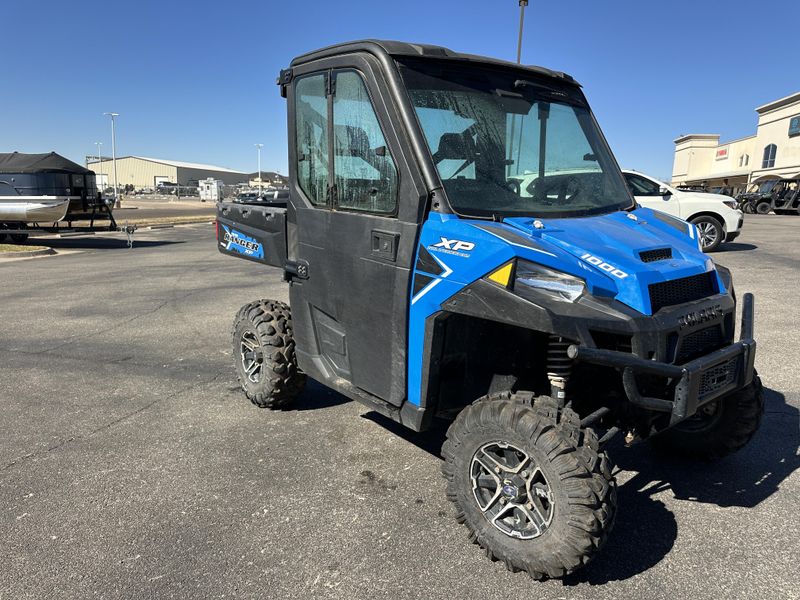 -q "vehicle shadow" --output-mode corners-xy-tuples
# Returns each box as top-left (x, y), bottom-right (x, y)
(566, 386), (797, 584)
(291, 379), (353, 411)
(366, 386), (797, 585)
(34, 237), (184, 250)
(716, 242), (758, 252)
(361, 412), (449, 457)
